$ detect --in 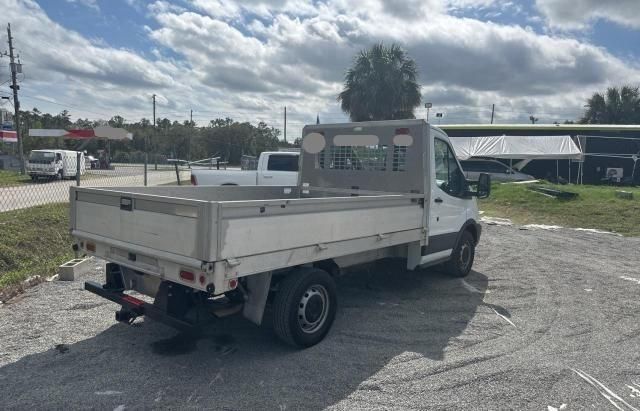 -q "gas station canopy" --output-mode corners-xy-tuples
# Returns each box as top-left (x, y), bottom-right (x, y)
(28, 126), (132, 140)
